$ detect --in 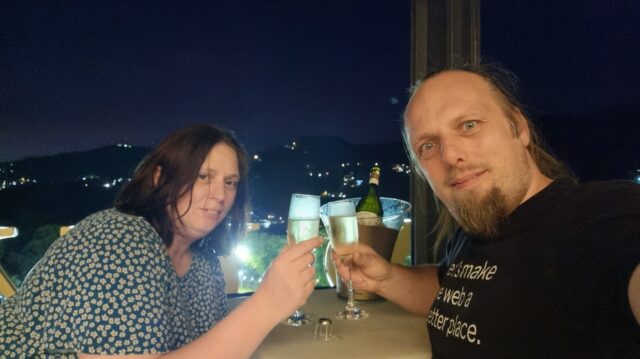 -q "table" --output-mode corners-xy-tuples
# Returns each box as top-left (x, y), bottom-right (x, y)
(229, 289), (432, 359)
